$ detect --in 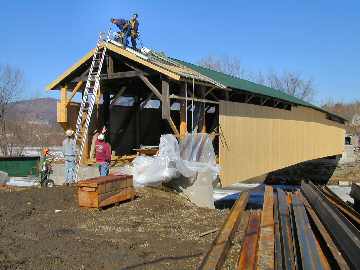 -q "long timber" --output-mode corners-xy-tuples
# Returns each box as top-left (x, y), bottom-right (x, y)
(197, 192), (249, 270)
